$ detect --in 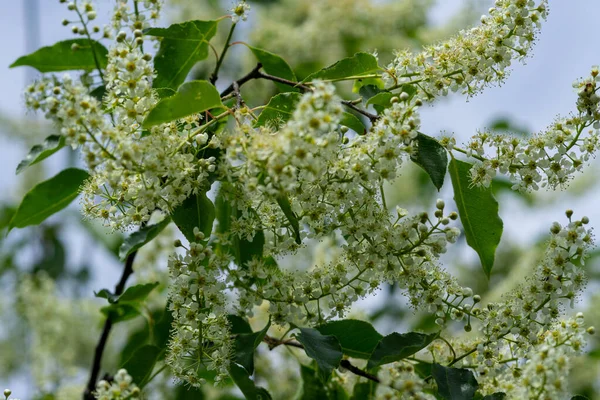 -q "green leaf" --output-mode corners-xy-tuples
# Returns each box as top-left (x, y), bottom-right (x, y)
(275, 195), (301, 244)
(340, 112), (366, 135)
(96, 282), (159, 304)
(298, 365), (330, 400)
(248, 46), (298, 92)
(571, 396), (590, 400)
(101, 303), (141, 323)
(366, 92), (393, 109)
(359, 85), (383, 101)
(146, 20), (219, 90)
(411, 133), (448, 191)
(171, 191), (215, 243)
(10, 39), (108, 72)
(233, 319), (270, 375)
(227, 315), (253, 334)
(121, 344), (162, 387)
(303, 52), (381, 83)
(229, 363), (273, 400)
(175, 385), (206, 400)
(482, 394), (506, 400)
(8, 168), (89, 231)
(90, 85), (106, 103)
(295, 327), (343, 381)
(254, 92), (301, 129)
(367, 332), (437, 370)
(449, 159), (504, 277)
(143, 80), (223, 128)
(118, 217), (172, 260)
(16, 135), (66, 174)
(316, 319), (383, 359)
(431, 364), (479, 400)
(350, 382), (377, 400)
(329, 381), (349, 400)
